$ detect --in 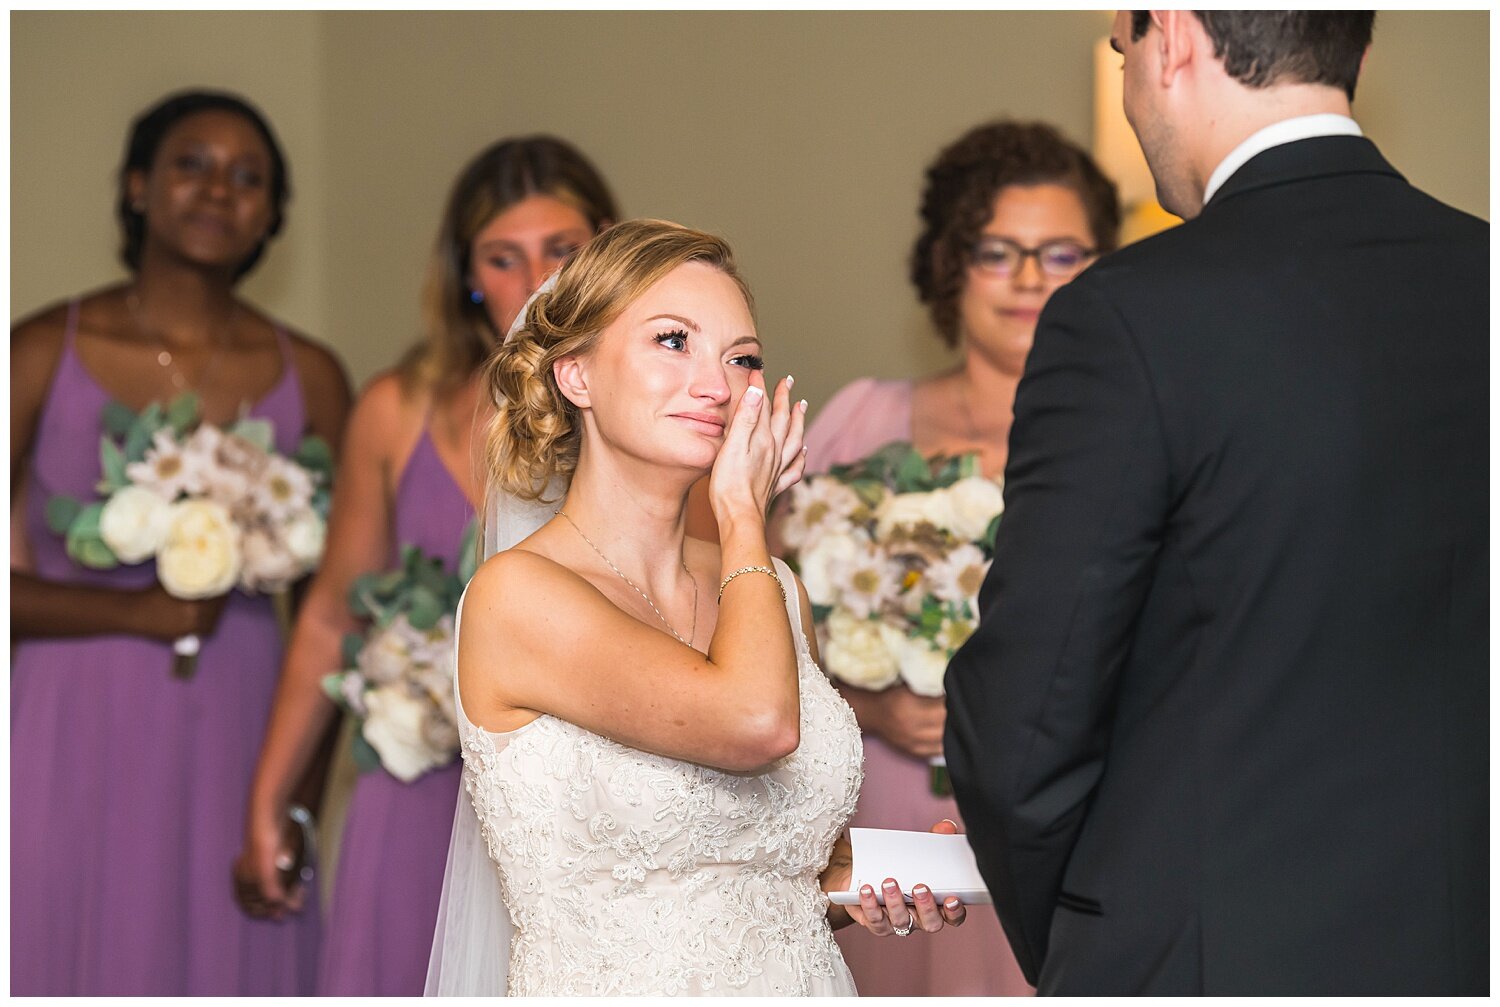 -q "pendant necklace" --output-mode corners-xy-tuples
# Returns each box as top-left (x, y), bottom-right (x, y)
(125, 287), (236, 394)
(557, 510), (698, 647)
